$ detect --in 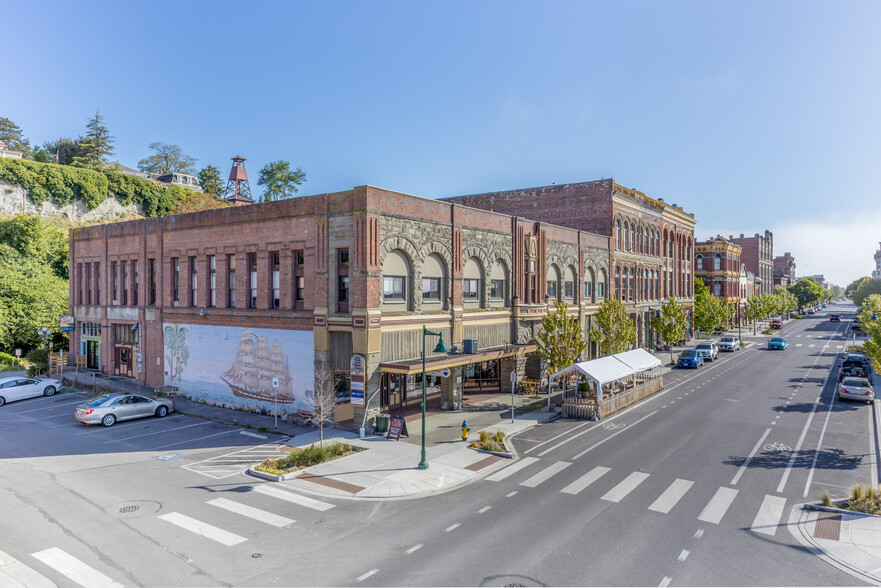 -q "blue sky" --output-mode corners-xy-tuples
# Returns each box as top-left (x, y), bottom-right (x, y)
(4, 1), (880, 286)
